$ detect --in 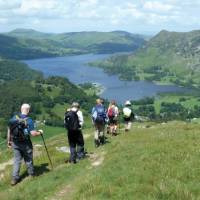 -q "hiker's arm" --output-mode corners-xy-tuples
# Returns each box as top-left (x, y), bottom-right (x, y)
(78, 111), (84, 127)
(91, 107), (96, 123)
(7, 127), (12, 148)
(30, 130), (43, 136)
(28, 118), (43, 136)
